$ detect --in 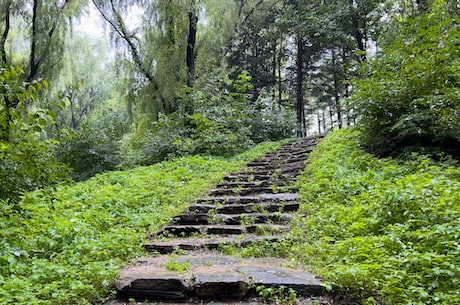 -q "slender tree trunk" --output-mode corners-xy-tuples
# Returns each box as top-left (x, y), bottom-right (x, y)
(331, 48), (342, 129)
(317, 113), (322, 135)
(272, 35), (277, 101)
(349, 0), (366, 62)
(278, 33), (283, 104)
(342, 47), (352, 126)
(328, 103), (334, 131)
(1, 0), (11, 65)
(186, 0), (197, 88)
(28, 0), (39, 82)
(322, 110), (327, 133)
(296, 34), (306, 137)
